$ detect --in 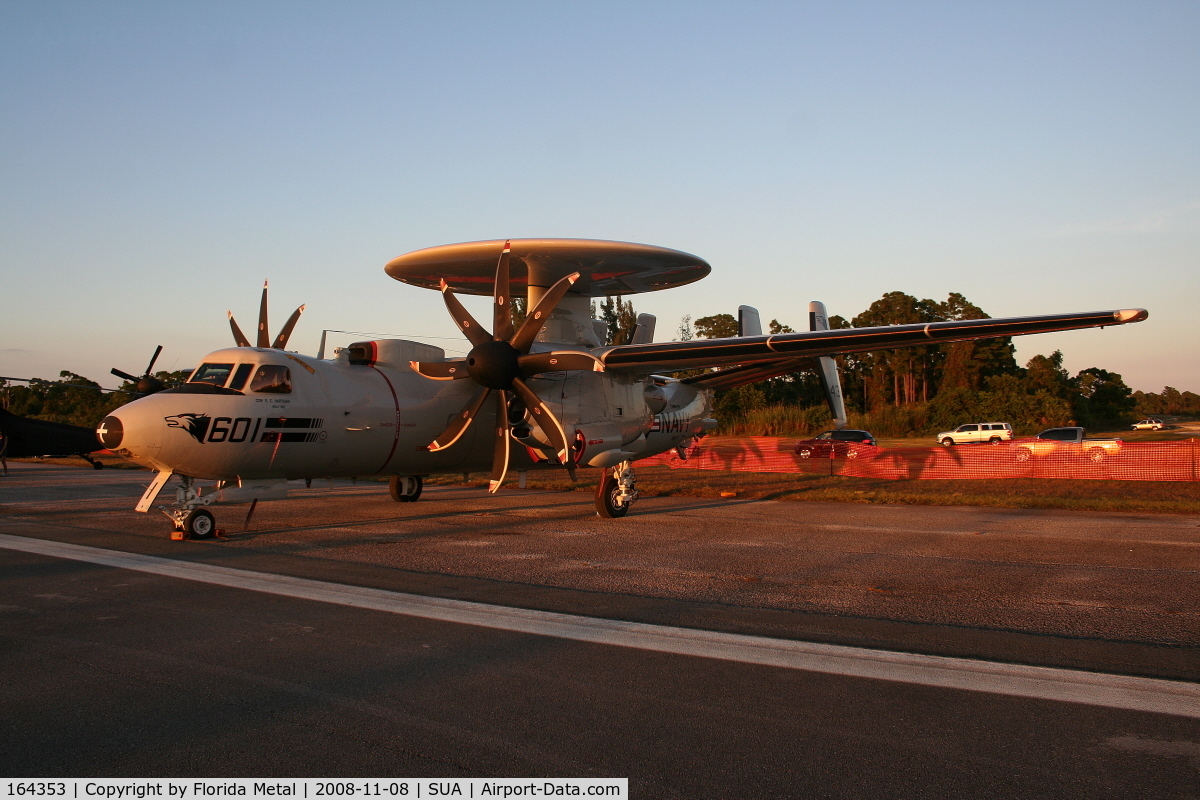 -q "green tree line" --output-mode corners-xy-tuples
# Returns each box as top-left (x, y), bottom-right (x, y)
(1, 370), (190, 428)
(595, 290), (1186, 437)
